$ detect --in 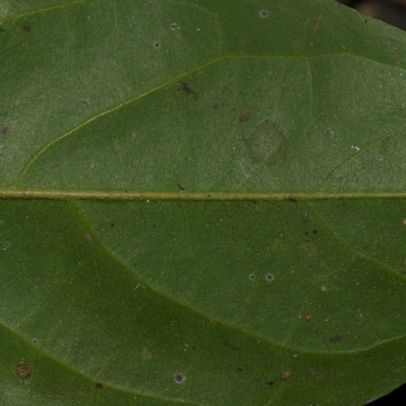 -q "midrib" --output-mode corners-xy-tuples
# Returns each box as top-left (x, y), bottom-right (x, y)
(1, 189), (405, 201)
